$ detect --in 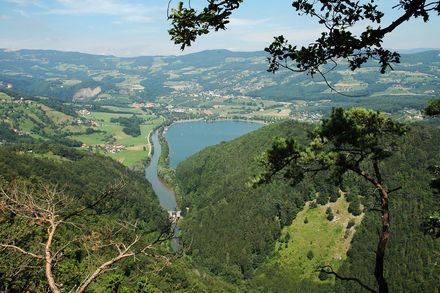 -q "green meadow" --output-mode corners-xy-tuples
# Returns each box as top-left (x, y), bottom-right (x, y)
(253, 195), (363, 290)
